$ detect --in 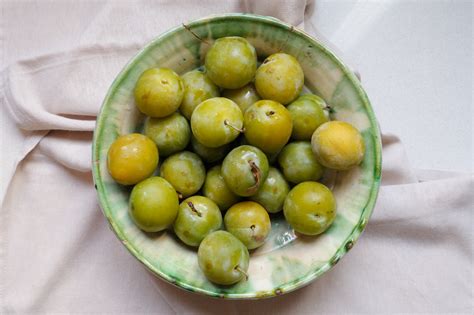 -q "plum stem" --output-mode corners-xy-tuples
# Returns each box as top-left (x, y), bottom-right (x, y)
(246, 160), (261, 195)
(266, 111), (275, 116)
(235, 266), (248, 281)
(178, 193), (184, 199)
(182, 23), (209, 45)
(187, 202), (202, 217)
(250, 224), (256, 238)
(224, 120), (245, 133)
(323, 104), (335, 114)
